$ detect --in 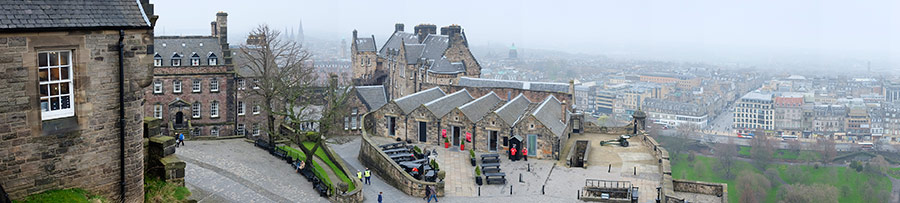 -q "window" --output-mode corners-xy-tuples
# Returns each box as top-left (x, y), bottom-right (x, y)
(153, 104), (162, 119)
(210, 101), (219, 118)
(208, 53), (218, 65)
(237, 79), (245, 90)
(237, 101), (245, 115)
(190, 53), (200, 66)
(351, 108), (359, 129)
(192, 80), (201, 92)
(153, 80), (162, 94)
(153, 53), (162, 66)
(192, 127), (201, 137)
(210, 78), (219, 92)
(252, 79), (260, 89)
(171, 53), (181, 66)
(252, 104), (260, 115)
(344, 117), (349, 130)
(39, 51), (75, 120)
(252, 123), (260, 136)
(210, 127), (219, 137)
(237, 124), (245, 135)
(173, 80), (182, 93)
(192, 102), (201, 118)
